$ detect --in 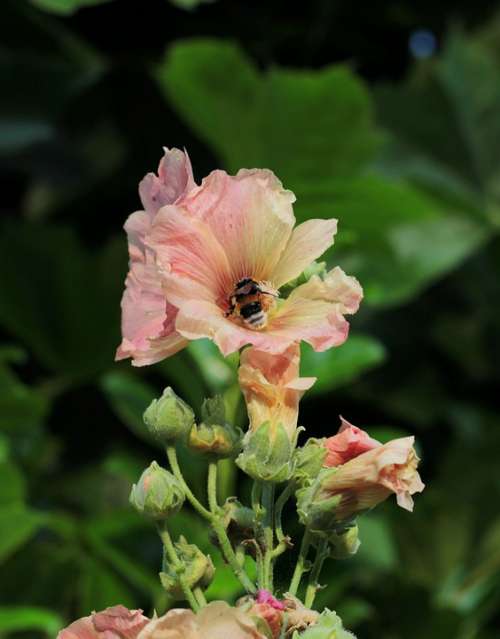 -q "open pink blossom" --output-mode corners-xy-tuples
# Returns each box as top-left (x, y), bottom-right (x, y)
(143, 167), (363, 358)
(116, 148), (196, 366)
(318, 435), (425, 519)
(324, 417), (381, 467)
(57, 605), (149, 639)
(238, 344), (315, 438)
